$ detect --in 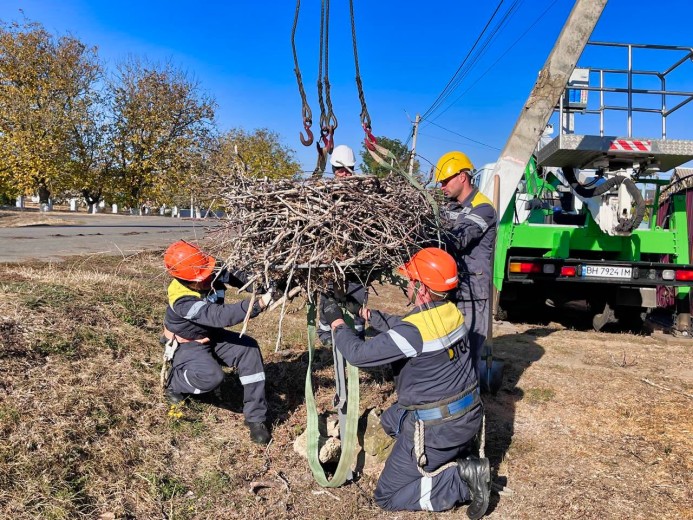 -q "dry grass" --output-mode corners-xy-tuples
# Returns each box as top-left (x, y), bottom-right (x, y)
(0, 254), (691, 519)
(0, 209), (78, 227)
